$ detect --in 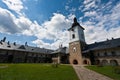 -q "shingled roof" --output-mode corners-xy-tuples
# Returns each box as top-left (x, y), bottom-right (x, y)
(68, 17), (84, 31)
(83, 38), (120, 53)
(52, 47), (69, 54)
(0, 41), (53, 54)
